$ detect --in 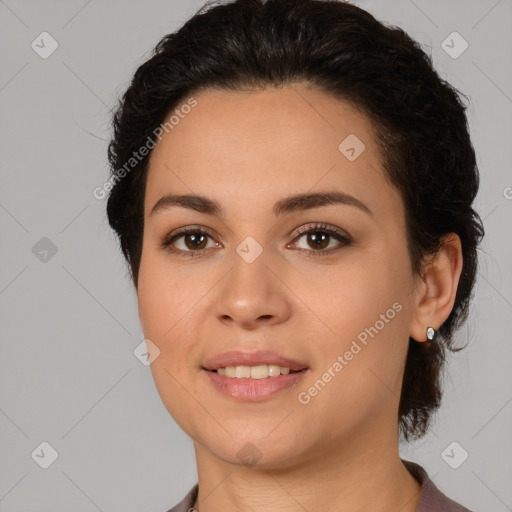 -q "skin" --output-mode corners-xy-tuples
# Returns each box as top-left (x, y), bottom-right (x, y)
(137, 84), (463, 512)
